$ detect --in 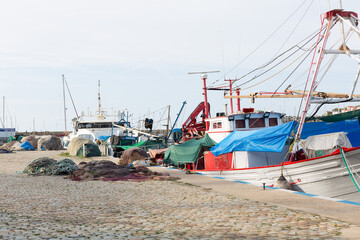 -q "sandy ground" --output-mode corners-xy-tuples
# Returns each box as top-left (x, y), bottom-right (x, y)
(0, 150), (356, 239)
